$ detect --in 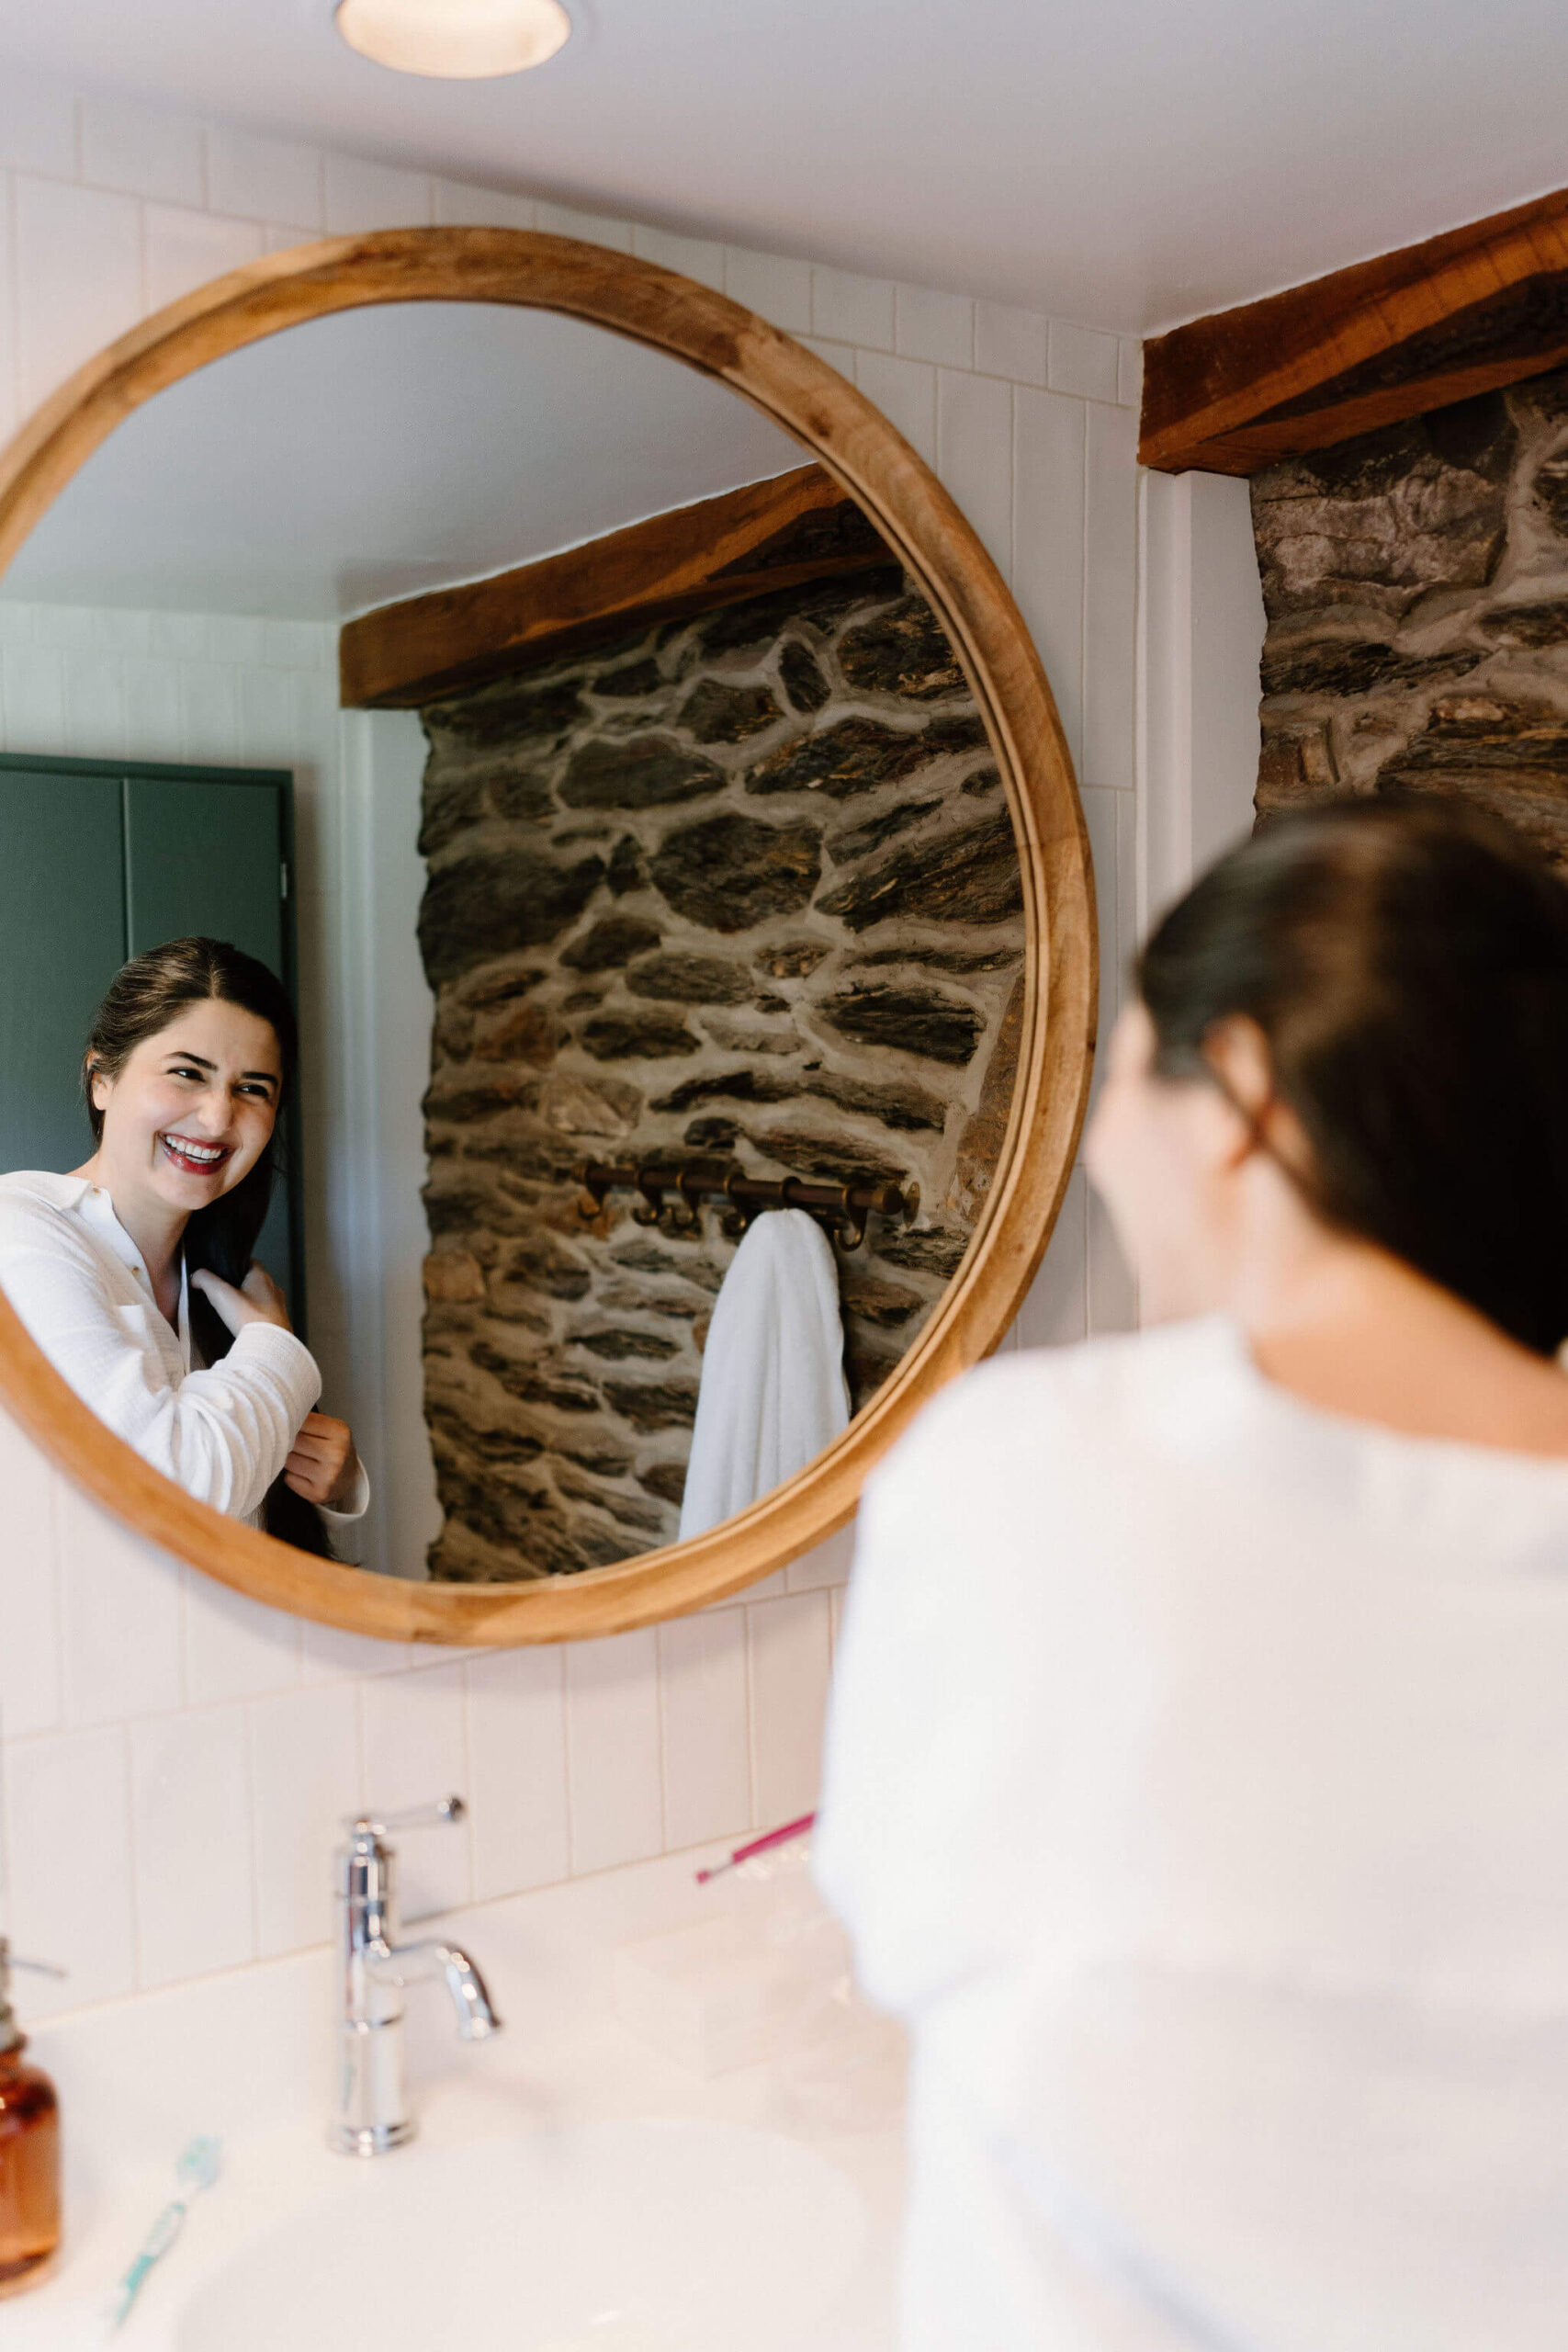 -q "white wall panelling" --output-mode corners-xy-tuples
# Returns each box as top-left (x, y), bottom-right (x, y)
(0, 62), (1213, 2024)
